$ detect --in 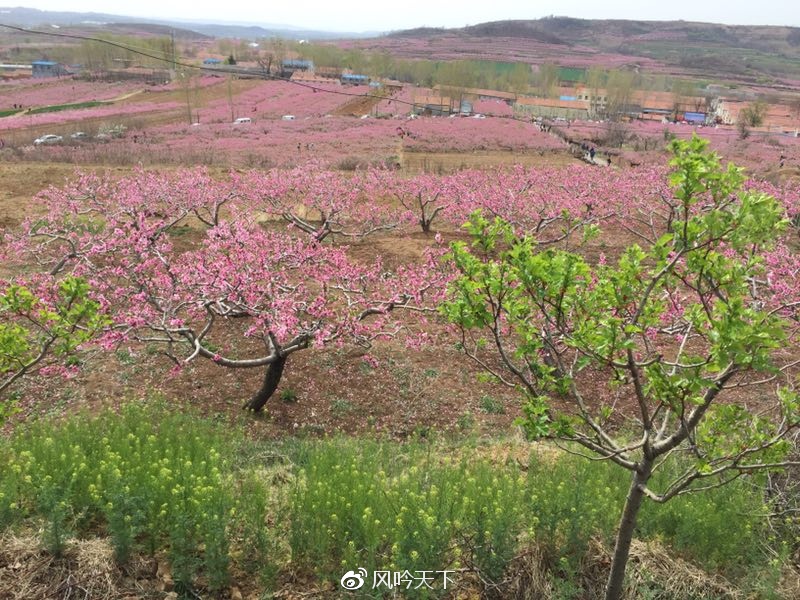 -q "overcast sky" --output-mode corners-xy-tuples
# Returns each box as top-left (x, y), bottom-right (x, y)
(9, 1), (800, 32)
